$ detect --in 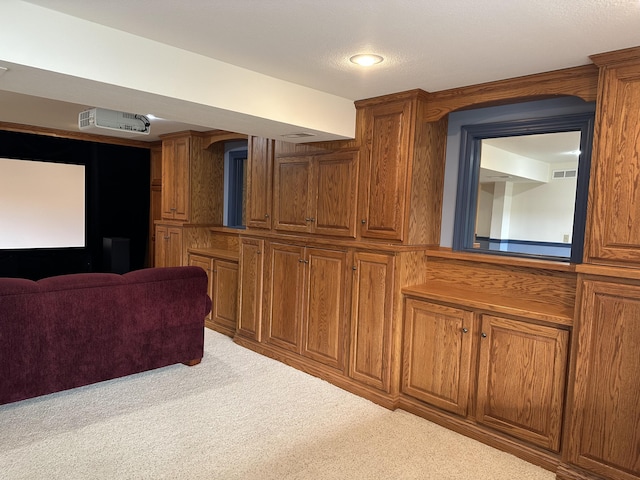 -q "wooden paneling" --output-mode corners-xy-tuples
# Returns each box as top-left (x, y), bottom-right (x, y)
(246, 136), (273, 229)
(265, 243), (305, 352)
(273, 156), (312, 233)
(359, 99), (412, 241)
(566, 279), (640, 480)
(301, 248), (350, 370)
(424, 255), (577, 312)
(422, 65), (599, 122)
(585, 58), (640, 265)
(349, 251), (395, 391)
(211, 259), (238, 335)
(189, 254), (213, 324)
(237, 237), (264, 341)
(402, 298), (474, 416)
(313, 151), (358, 238)
(476, 315), (568, 452)
(407, 116), (447, 245)
(155, 224), (182, 267)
